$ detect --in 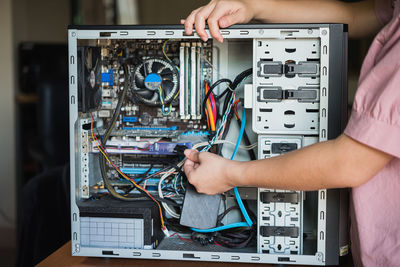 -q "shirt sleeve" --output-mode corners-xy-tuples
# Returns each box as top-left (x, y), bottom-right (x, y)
(344, 34), (400, 158)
